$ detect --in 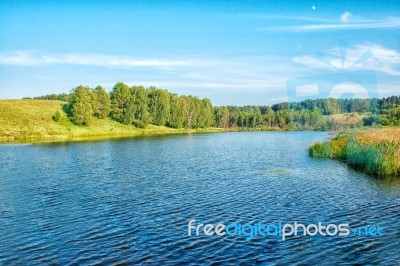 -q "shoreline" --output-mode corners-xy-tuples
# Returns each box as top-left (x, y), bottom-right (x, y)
(0, 99), (286, 144)
(0, 127), (226, 144)
(0, 123), (378, 145)
(0, 126), (297, 144)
